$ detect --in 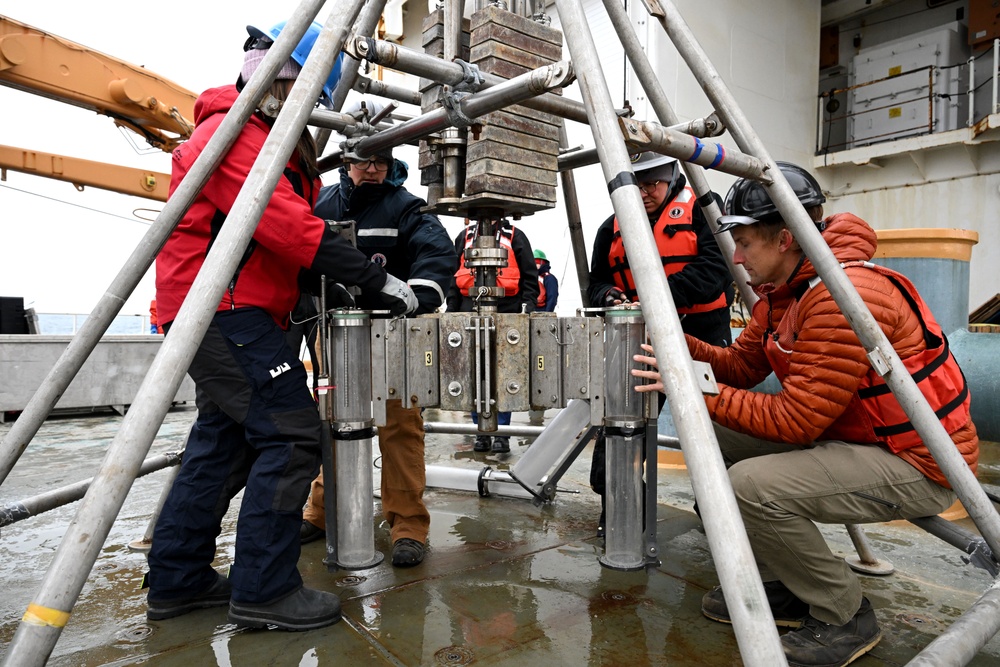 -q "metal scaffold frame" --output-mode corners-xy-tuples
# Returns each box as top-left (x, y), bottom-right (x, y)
(3, 0), (999, 665)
